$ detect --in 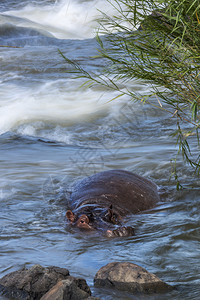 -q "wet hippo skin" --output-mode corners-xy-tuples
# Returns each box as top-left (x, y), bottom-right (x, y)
(66, 170), (160, 237)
